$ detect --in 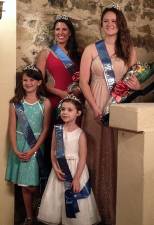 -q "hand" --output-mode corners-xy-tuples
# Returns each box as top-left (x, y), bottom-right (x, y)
(23, 150), (35, 161)
(18, 150), (34, 161)
(93, 105), (102, 120)
(15, 151), (26, 160)
(113, 80), (129, 97)
(126, 75), (141, 90)
(54, 168), (65, 181)
(59, 90), (68, 99)
(68, 84), (81, 96)
(72, 178), (80, 193)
